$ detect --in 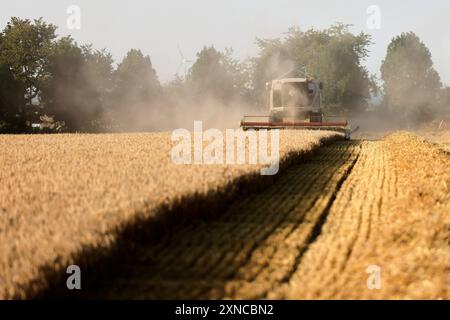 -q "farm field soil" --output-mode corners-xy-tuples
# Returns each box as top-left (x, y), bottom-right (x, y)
(0, 130), (341, 299)
(59, 132), (449, 300)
